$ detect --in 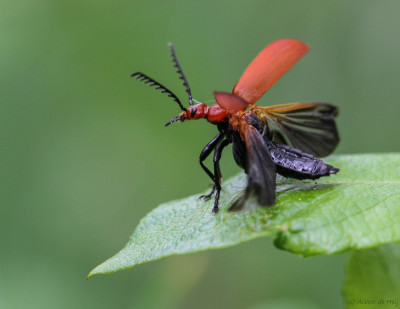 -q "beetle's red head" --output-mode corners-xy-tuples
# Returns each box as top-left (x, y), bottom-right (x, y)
(165, 103), (209, 126)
